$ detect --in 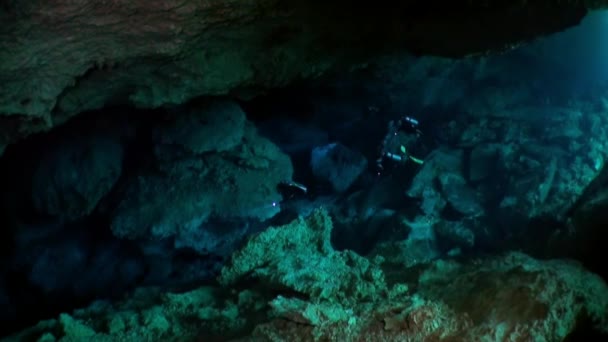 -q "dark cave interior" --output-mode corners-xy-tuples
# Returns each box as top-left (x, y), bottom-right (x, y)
(2, 3), (608, 340)
(1, 76), (608, 337)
